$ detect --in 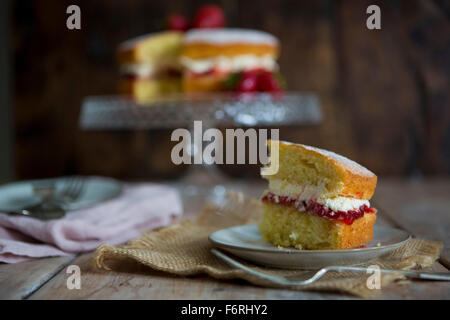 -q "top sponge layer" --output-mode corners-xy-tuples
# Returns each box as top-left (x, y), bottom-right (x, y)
(118, 31), (183, 64)
(181, 29), (279, 60)
(262, 140), (377, 200)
